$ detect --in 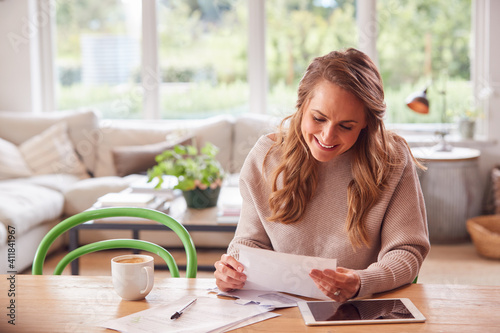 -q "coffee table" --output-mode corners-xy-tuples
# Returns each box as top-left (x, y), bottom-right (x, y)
(68, 187), (240, 275)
